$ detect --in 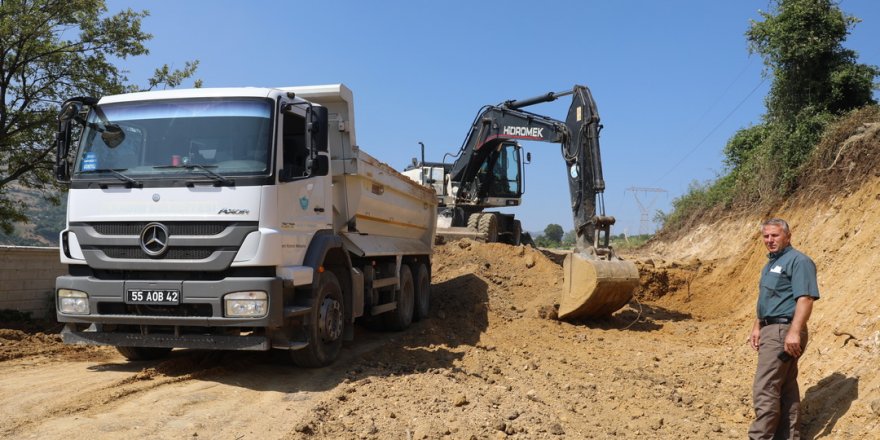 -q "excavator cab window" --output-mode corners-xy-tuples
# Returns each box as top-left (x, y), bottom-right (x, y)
(483, 142), (522, 199)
